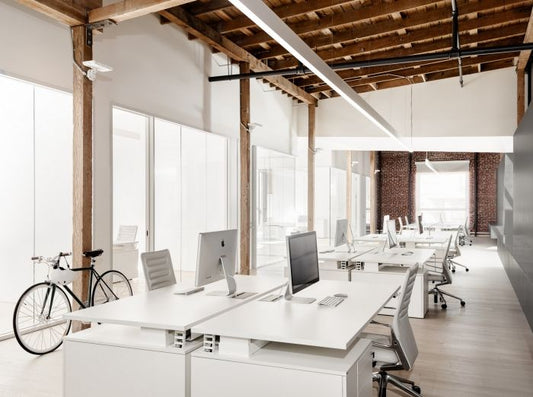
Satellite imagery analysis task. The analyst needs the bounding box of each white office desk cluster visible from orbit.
[318,244,437,318]
[63,276,400,397]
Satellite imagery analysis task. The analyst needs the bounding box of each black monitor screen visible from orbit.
[287,232,319,294]
[417,214,424,235]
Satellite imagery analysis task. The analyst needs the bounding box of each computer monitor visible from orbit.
[417,214,424,235]
[284,231,319,304]
[382,215,390,234]
[334,219,348,248]
[195,229,238,296]
[386,219,398,248]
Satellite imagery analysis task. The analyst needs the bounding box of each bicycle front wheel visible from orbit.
[13,282,72,355]
[92,270,133,305]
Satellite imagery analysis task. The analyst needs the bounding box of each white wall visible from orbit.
[0,2,298,268]
[298,67,517,152]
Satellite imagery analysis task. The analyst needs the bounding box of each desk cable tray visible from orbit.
[168,329,202,350]
[203,334,220,353]
[337,259,355,270]
[352,261,364,271]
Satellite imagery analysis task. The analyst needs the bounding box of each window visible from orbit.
[416,161,469,224]
[0,74,72,338]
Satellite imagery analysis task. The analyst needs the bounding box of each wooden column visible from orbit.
[518,69,526,125]
[369,151,378,233]
[72,26,93,330]
[307,104,316,232]
[239,62,251,275]
[346,151,352,241]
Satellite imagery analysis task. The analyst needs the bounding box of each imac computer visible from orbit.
[334,219,350,249]
[382,215,390,234]
[284,231,319,304]
[417,214,424,235]
[196,229,240,296]
[386,219,398,249]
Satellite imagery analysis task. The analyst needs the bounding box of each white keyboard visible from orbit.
[318,296,345,307]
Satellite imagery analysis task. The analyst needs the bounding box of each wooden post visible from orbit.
[72,26,93,331]
[369,151,377,233]
[307,104,316,232]
[346,151,352,241]
[239,62,251,275]
[518,69,526,125]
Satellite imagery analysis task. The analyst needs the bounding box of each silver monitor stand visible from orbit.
[283,283,316,304]
[207,256,237,296]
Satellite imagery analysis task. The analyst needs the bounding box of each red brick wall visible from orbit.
[377,152,501,234]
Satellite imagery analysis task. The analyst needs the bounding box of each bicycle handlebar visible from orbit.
[59,252,72,257]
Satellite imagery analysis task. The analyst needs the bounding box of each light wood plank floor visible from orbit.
[0,238,532,396]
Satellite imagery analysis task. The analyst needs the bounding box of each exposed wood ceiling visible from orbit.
[18,0,533,102]
[179,0,532,100]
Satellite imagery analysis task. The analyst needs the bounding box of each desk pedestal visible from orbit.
[191,339,372,397]
[64,324,202,397]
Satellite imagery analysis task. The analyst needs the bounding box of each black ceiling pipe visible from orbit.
[208,42,533,82]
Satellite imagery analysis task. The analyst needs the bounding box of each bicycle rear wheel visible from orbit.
[13,282,72,355]
[92,270,133,305]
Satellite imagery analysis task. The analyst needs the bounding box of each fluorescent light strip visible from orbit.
[228,0,412,152]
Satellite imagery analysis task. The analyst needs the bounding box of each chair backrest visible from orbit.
[141,249,176,291]
[391,263,419,370]
[398,217,404,233]
[453,230,462,257]
[404,216,409,225]
[117,225,138,242]
[440,235,453,285]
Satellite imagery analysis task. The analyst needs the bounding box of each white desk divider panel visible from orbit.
[63,275,286,397]
[190,280,400,397]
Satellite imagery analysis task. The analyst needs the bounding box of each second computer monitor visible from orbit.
[286,231,319,301]
[195,229,237,289]
[334,218,349,247]
[387,219,398,248]
[417,214,424,234]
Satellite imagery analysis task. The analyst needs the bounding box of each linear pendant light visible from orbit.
[227,0,412,152]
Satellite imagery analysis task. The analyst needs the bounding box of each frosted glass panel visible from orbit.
[330,168,346,246]
[181,127,207,271]
[351,174,359,237]
[0,76,34,306]
[315,167,330,246]
[206,133,228,231]
[34,86,73,281]
[253,147,296,273]
[113,108,148,267]
[154,119,181,273]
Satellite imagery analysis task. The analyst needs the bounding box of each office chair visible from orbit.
[428,236,466,309]
[116,225,138,244]
[404,216,409,226]
[361,264,421,397]
[141,249,177,291]
[397,217,404,234]
[448,231,469,273]
[459,218,473,246]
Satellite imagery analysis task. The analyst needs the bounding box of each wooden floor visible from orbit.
[0,238,532,396]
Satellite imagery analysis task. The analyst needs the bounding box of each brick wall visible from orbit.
[377,152,501,234]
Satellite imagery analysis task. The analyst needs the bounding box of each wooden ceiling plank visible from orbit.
[236,0,437,48]
[185,0,232,17]
[237,0,529,49]
[517,6,533,70]
[17,0,90,25]
[159,7,317,104]
[219,0,356,34]
[89,0,196,23]
[259,5,531,60]
[272,21,527,70]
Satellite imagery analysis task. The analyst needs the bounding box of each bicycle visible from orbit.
[12,249,133,355]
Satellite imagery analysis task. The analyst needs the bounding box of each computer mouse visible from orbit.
[334,293,348,298]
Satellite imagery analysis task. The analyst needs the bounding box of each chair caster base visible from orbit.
[441,303,447,309]
[412,385,421,393]
[461,301,466,307]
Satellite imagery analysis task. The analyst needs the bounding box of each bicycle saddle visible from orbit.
[83,249,104,258]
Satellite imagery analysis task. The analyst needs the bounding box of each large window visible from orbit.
[416,161,469,224]
[0,74,72,338]
[113,108,233,282]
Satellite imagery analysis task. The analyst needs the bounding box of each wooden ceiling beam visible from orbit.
[219,0,356,34]
[159,7,317,104]
[89,0,196,23]
[259,5,531,61]
[237,0,529,49]
[16,0,91,25]
[272,22,527,70]
[517,6,533,70]
[235,0,437,48]
[306,54,518,94]
[185,0,232,17]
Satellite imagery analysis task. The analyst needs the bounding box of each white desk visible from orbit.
[63,275,286,397]
[190,280,400,397]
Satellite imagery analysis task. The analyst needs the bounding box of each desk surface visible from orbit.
[64,275,286,331]
[353,232,451,245]
[192,279,400,350]
[318,246,375,262]
[356,247,435,266]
